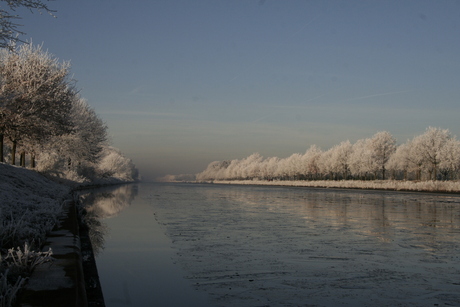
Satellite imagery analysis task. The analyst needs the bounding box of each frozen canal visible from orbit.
[79,182,460,306]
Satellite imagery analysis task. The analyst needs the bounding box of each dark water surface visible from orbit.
[79,182,460,307]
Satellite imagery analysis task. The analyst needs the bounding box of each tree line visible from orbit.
[197,128,460,182]
[0,43,138,182]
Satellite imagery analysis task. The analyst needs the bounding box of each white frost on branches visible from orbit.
[196,128,460,182]
[0,42,139,183]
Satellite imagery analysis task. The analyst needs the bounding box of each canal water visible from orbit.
[78,182,460,306]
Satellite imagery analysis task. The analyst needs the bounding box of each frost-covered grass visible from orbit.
[210,179,460,193]
[0,161,137,306]
[0,243,53,307]
[0,163,70,248]
[0,163,69,306]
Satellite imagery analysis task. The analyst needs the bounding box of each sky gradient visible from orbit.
[17,0,460,180]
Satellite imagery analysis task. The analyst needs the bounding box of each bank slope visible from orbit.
[0,163,71,248]
[209,179,460,193]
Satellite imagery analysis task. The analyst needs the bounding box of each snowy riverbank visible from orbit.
[0,163,71,306]
[0,163,71,248]
[206,179,460,193]
[0,162,134,306]
[0,162,139,250]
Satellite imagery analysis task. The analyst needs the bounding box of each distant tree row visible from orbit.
[197,128,460,182]
[0,43,138,182]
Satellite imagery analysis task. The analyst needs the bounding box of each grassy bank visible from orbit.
[0,163,70,306]
[209,179,460,193]
[0,163,134,306]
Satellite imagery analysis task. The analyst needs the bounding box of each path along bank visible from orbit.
[17,198,103,307]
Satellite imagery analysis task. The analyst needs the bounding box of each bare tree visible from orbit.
[0,0,55,50]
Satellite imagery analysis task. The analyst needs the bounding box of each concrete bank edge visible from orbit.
[18,198,105,307]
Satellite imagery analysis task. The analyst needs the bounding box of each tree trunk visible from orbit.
[11,141,16,165]
[20,151,25,167]
[0,134,3,163]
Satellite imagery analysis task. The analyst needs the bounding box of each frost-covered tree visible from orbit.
[411,127,451,180]
[65,97,107,165]
[195,127,460,183]
[330,140,353,180]
[318,147,334,180]
[224,159,239,180]
[368,131,396,180]
[241,153,264,179]
[403,139,424,180]
[196,160,230,181]
[97,146,139,181]
[284,153,302,180]
[259,156,279,180]
[0,43,74,164]
[387,142,411,180]
[0,0,55,49]
[273,157,287,179]
[349,138,375,180]
[37,97,108,179]
[438,138,460,180]
[302,145,322,180]
[266,157,280,180]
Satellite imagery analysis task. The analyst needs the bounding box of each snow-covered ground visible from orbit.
[209,179,460,193]
[0,163,70,249]
[0,163,72,306]
[0,162,139,249]
[0,162,137,306]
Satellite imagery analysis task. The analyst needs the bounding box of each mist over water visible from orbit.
[81,183,460,306]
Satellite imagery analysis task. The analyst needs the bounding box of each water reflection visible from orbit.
[78,183,212,307]
[199,185,460,232]
[77,184,138,254]
[79,183,460,306]
[151,184,460,306]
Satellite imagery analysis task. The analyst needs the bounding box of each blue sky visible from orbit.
[17,0,460,180]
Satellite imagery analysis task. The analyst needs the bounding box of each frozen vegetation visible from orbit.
[211,179,460,193]
[0,163,69,305]
[192,128,460,193]
[0,158,137,305]
[0,164,69,248]
[0,42,138,305]
[0,43,139,184]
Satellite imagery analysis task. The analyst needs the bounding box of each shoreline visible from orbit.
[197,179,460,194]
[0,163,136,306]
